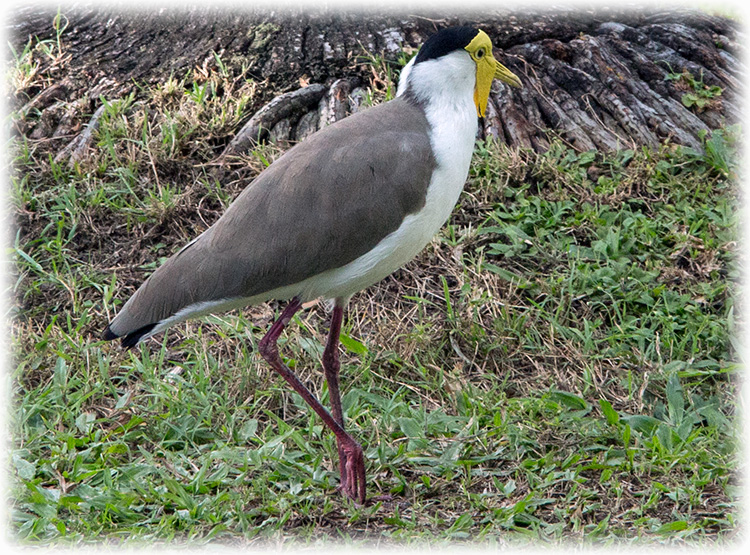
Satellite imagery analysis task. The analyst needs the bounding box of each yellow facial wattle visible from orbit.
[465,30,523,117]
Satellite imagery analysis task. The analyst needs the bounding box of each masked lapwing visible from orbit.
[103,26,522,504]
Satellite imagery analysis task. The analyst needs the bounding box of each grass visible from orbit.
[6,27,742,548]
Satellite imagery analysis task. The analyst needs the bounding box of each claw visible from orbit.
[339,439,366,504]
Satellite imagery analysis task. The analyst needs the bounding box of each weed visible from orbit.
[665,69,723,112]
[355,47,412,107]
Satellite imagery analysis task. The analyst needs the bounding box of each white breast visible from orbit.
[290,51,479,302]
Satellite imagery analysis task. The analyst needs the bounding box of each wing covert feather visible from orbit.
[108,98,435,336]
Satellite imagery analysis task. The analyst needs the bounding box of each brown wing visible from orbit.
[105,98,435,341]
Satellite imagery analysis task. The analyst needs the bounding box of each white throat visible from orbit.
[398,50,478,206]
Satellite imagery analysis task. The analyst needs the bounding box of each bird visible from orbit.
[102,26,522,504]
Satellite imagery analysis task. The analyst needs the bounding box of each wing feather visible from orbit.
[105,98,435,338]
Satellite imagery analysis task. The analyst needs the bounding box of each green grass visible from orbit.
[7,33,742,547]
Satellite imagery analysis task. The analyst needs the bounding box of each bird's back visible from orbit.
[104,98,436,345]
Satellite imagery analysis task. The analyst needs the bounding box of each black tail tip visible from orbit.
[102,325,119,341]
[102,323,157,349]
[121,323,158,349]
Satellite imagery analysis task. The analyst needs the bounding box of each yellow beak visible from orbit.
[474,55,522,117]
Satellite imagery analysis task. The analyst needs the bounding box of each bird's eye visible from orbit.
[476,48,486,59]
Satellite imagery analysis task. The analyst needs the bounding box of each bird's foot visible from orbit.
[338,439,366,504]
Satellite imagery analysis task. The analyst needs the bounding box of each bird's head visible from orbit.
[398,26,522,117]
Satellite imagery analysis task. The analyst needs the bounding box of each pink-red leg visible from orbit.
[321,299,365,501]
[322,300,345,428]
[257,297,366,504]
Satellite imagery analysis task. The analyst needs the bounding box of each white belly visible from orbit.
[297,164,469,301]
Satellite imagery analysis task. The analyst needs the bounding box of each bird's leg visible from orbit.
[321,299,360,497]
[257,297,366,504]
[322,301,345,427]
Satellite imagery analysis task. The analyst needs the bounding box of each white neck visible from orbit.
[398,51,475,107]
[399,50,478,183]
